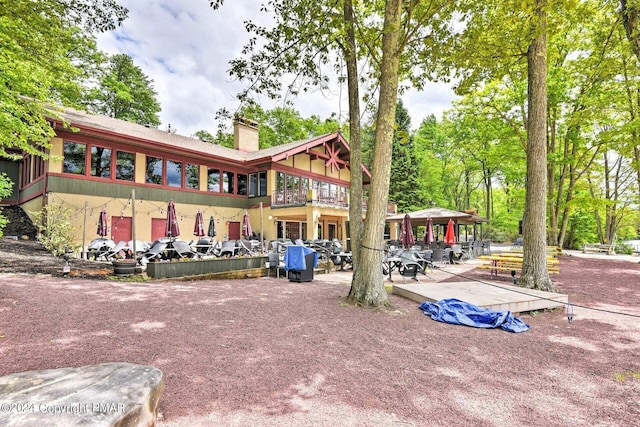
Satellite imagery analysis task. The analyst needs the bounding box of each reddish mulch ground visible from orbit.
[1,239,639,426]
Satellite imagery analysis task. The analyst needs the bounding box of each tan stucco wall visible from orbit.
[134,153,146,183]
[48,137,63,173]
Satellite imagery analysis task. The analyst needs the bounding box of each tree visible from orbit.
[0,0,127,160]
[87,53,161,126]
[389,99,424,212]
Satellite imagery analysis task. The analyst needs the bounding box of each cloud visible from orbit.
[96,0,456,136]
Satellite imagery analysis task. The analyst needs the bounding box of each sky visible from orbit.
[96,0,458,138]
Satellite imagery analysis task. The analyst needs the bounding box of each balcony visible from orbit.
[271,188,348,208]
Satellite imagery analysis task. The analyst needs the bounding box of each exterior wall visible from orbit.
[48,137,63,173]
[20,196,45,226]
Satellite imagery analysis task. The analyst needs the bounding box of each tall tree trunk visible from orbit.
[520,0,555,292]
[343,0,364,294]
[349,0,403,306]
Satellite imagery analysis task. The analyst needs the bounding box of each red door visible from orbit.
[228,221,241,240]
[111,216,132,242]
[151,218,166,241]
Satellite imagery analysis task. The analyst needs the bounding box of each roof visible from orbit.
[386,207,487,224]
[54,107,351,167]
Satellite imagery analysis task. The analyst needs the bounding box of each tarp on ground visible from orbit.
[419,298,530,333]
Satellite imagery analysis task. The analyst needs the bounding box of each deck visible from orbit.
[393,281,568,314]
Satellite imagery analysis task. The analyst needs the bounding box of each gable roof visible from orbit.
[54,107,357,170]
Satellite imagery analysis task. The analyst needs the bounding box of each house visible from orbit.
[1,107,370,252]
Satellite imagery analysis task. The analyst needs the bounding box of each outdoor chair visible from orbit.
[104,240,131,261]
[219,240,238,257]
[171,240,200,259]
[450,244,466,264]
[267,252,285,278]
[138,239,169,262]
[87,238,115,261]
[431,248,444,266]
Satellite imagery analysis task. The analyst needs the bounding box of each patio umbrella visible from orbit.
[97,208,108,237]
[242,210,252,239]
[444,218,456,245]
[207,215,217,238]
[424,217,434,245]
[165,200,180,238]
[193,210,205,237]
[400,213,415,248]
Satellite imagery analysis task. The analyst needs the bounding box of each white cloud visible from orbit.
[96,0,457,136]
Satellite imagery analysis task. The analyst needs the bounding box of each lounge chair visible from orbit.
[104,240,131,261]
[138,239,168,262]
[171,240,200,259]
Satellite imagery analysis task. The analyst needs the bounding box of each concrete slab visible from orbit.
[393,281,568,313]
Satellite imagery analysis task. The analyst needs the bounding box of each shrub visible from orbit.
[30,203,80,256]
[0,174,12,237]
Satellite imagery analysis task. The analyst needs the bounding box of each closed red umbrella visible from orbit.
[242,210,252,239]
[400,213,415,248]
[194,210,205,237]
[424,217,434,245]
[444,218,456,245]
[165,200,180,238]
[97,208,108,237]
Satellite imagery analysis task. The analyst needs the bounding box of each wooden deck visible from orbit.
[393,281,568,314]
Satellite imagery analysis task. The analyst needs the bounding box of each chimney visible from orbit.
[233,116,259,152]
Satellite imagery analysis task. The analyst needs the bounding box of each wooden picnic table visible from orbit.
[477,254,559,282]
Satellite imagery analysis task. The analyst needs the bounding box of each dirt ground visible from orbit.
[0,238,639,426]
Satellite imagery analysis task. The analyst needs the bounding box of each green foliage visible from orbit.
[0,173,12,237]
[30,204,80,257]
[0,0,128,160]
[86,54,161,126]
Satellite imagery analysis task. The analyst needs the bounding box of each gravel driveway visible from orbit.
[1,239,639,426]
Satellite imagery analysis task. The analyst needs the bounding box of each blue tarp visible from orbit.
[283,246,318,271]
[419,298,530,333]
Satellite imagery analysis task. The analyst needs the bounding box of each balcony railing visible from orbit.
[271,189,395,213]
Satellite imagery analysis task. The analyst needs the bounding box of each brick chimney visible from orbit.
[233,116,259,152]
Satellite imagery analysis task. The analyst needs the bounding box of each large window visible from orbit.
[207,168,220,192]
[146,156,163,184]
[166,160,182,188]
[249,171,268,197]
[237,174,247,196]
[90,146,111,178]
[63,141,86,174]
[116,151,135,181]
[223,171,234,194]
[185,164,199,190]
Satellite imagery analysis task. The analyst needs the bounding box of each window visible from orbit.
[276,172,285,191]
[249,173,258,197]
[223,171,234,194]
[146,156,163,185]
[116,151,135,181]
[237,174,247,196]
[185,164,199,189]
[63,141,86,174]
[259,172,267,196]
[207,168,220,192]
[90,146,111,178]
[166,160,182,188]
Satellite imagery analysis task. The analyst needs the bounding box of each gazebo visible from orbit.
[386,207,489,244]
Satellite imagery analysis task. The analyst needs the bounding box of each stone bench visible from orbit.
[0,362,164,426]
[583,243,614,254]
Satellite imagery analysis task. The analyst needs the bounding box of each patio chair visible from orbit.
[171,240,200,259]
[431,248,444,266]
[219,240,238,257]
[450,244,466,264]
[267,252,285,278]
[87,238,115,261]
[104,240,131,261]
[138,239,169,262]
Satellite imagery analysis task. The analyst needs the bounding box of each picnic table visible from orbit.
[478,254,559,283]
[508,245,562,258]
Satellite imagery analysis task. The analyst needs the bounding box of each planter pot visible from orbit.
[146,256,268,279]
[112,260,137,276]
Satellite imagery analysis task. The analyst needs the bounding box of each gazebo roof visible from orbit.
[386,207,488,224]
